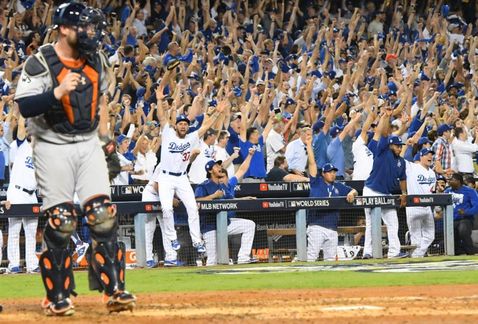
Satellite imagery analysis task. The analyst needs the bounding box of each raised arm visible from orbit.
[304,132,316,177]
[339,112,362,142]
[235,147,255,180]
[197,99,227,138]
[155,85,169,131]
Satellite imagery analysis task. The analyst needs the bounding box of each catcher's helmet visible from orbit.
[53,2,86,28]
[53,2,107,58]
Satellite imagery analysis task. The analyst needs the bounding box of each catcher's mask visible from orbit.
[53,2,107,58]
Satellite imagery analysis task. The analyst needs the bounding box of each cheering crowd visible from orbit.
[0,0,478,273]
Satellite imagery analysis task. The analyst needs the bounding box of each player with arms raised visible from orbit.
[155,82,226,254]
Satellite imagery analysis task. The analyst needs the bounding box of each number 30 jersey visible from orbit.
[160,123,200,174]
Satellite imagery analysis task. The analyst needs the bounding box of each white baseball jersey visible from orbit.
[189,141,216,184]
[405,161,436,195]
[266,129,285,173]
[160,124,200,174]
[352,136,374,180]
[8,140,37,193]
[132,151,158,181]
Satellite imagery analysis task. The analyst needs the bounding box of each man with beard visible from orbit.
[14,3,135,315]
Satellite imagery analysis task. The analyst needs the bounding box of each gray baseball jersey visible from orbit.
[14,43,110,209]
[14,43,109,144]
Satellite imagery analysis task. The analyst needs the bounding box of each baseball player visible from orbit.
[403,148,437,258]
[304,135,358,262]
[14,3,135,315]
[362,110,408,259]
[140,165,183,267]
[155,83,226,254]
[7,115,39,274]
[195,148,257,266]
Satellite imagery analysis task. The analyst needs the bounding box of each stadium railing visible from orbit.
[0,188,453,267]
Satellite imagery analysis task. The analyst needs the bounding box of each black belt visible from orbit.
[15,185,35,195]
[162,170,187,177]
[245,176,263,179]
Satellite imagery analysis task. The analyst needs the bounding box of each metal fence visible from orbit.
[0,184,454,270]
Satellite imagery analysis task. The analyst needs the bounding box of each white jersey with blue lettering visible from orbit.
[160,123,200,174]
[405,161,436,195]
[9,140,37,191]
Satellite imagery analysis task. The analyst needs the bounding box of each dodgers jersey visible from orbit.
[9,140,37,191]
[352,136,373,180]
[189,141,217,184]
[405,161,436,195]
[160,123,200,174]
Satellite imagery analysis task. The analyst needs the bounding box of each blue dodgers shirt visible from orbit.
[445,186,478,220]
[187,114,204,133]
[312,132,331,169]
[226,126,244,164]
[365,136,406,194]
[239,137,266,178]
[307,175,353,230]
[367,138,378,156]
[195,176,238,233]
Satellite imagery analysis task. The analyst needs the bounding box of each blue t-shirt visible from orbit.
[195,177,238,232]
[188,114,204,133]
[239,137,266,178]
[307,175,353,230]
[445,186,478,220]
[312,132,331,169]
[226,126,243,164]
[365,136,406,194]
[367,139,378,156]
[326,137,345,177]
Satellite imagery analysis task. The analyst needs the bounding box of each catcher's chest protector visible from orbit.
[40,44,102,134]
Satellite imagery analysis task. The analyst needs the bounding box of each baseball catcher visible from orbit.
[14,2,135,316]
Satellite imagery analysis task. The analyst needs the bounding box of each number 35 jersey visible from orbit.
[160,123,200,174]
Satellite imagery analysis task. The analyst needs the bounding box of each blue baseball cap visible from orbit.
[329,125,344,137]
[418,137,431,146]
[388,135,405,145]
[313,120,325,133]
[322,163,338,173]
[436,174,446,182]
[116,134,129,145]
[419,148,435,157]
[285,97,296,106]
[205,160,222,173]
[176,114,190,125]
[437,124,453,136]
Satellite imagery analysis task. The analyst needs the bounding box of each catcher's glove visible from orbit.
[103,140,121,182]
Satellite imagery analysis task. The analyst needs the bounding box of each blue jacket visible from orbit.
[445,186,478,220]
[307,175,353,230]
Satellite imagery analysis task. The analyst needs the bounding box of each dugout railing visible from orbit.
[0,193,453,266]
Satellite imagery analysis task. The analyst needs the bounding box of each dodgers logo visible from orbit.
[168,142,191,153]
[451,193,464,208]
[417,174,436,185]
[25,156,34,170]
[252,144,261,152]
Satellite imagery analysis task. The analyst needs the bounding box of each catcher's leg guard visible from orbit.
[84,196,135,312]
[85,196,127,293]
[39,203,77,316]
